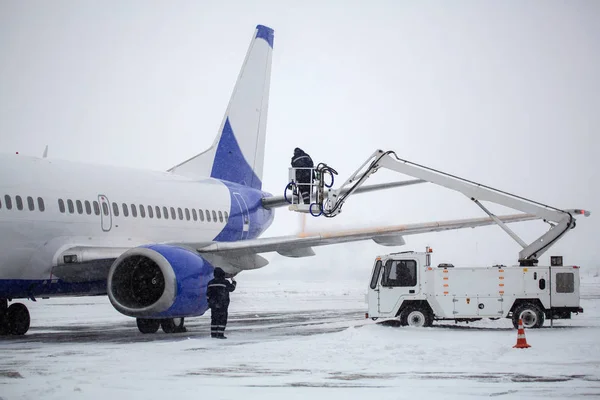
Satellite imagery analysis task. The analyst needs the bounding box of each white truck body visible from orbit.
[366,250,583,328]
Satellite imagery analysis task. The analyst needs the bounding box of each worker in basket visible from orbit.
[291,147,314,204]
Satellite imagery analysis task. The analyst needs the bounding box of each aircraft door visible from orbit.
[98,194,112,232]
[233,192,250,240]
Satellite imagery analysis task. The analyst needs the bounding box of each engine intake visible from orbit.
[111,254,166,309]
[107,245,212,318]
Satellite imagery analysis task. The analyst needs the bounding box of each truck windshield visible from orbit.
[382,260,417,287]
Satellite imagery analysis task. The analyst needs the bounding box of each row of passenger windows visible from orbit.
[0,194,230,224]
[0,195,45,211]
[57,199,229,223]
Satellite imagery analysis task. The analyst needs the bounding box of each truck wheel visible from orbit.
[400,306,433,327]
[512,303,545,329]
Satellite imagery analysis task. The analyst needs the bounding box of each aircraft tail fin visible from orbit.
[168,25,274,190]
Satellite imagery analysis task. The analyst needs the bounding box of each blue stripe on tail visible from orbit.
[256,25,274,48]
[210,118,262,189]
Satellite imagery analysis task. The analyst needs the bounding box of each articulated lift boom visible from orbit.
[285,150,590,265]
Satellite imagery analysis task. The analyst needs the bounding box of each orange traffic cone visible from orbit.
[513,319,531,349]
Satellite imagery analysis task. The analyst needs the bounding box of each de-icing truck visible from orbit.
[280,149,590,328]
[365,248,583,328]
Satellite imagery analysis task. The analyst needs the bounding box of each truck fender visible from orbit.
[396,300,435,318]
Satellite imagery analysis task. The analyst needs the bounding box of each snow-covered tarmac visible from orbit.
[1,276,599,399]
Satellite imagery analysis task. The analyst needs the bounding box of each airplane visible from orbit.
[0,25,580,336]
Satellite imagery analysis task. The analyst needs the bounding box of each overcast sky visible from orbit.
[1,1,598,278]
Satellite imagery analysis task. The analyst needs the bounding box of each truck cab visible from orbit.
[367,250,431,325]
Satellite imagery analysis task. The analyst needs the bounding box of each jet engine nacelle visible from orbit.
[107,244,214,318]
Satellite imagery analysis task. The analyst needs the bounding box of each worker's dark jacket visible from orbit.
[291,148,314,184]
[206,276,237,309]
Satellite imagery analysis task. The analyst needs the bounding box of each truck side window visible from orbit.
[370,260,383,289]
[382,260,417,287]
[556,273,574,293]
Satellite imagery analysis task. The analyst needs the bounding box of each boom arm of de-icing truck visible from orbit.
[321,150,590,264]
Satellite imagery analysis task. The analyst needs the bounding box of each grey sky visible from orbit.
[1,1,598,278]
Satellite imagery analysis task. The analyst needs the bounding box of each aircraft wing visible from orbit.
[53,213,539,281]
[195,213,539,260]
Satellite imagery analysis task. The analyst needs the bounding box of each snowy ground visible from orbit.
[1,276,599,399]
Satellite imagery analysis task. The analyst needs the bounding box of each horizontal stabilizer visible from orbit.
[262,179,425,209]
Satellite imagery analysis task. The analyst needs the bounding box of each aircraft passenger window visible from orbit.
[122,203,129,217]
[185,208,190,221]
[224,211,229,221]
[192,209,197,221]
[177,207,183,220]
[139,205,145,218]
[27,196,35,211]
[58,199,65,213]
[155,206,162,219]
[131,204,137,218]
[5,195,13,210]
[112,202,120,217]
[170,207,176,220]
[147,205,153,219]
[16,195,23,210]
[93,201,100,215]
[382,260,417,287]
[212,210,217,222]
[102,202,109,216]
[38,197,45,212]
[199,209,205,222]
[163,207,168,220]
[84,200,91,215]
[67,199,74,214]
[206,209,211,222]
[76,200,83,214]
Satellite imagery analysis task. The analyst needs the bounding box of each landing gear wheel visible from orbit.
[400,306,433,327]
[512,303,545,329]
[161,317,186,333]
[136,318,160,334]
[5,303,30,335]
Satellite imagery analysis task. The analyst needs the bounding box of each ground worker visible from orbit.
[206,267,237,339]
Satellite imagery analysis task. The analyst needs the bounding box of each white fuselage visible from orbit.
[0,154,270,282]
